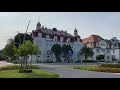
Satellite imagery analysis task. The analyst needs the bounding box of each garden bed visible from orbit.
[73,65,120,73]
[0,64,39,70]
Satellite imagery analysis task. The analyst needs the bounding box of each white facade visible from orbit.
[83,35,120,62]
[110,37,120,61]
[86,40,112,61]
[31,22,83,63]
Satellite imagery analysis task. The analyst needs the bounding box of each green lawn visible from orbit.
[0,69,60,78]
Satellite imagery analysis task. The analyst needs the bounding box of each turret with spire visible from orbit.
[36,19,41,30]
[74,27,78,36]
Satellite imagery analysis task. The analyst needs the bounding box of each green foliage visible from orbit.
[0,65,39,70]
[0,50,4,60]
[17,40,40,57]
[3,42,17,60]
[17,40,40,69]
[44,61,53,63]
[61,44,73,62]
[82,60,97,63]
[14,33,33,48]
[96,55,105,60]
[79,45,94,60]
[51,44,62,62]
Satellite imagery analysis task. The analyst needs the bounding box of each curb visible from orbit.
[38,67,62,78]
[42,69,62,78]
[58,73,62,78]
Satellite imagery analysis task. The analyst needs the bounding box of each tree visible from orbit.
[96,55,104,60]
[14,33,33,48]
[0,50,4,61]
[79,45,94,60]
[7,38,14,45]
[51,44,62,62]
[17,40,40,69]
[3,41,17,61]
[61,44,73,63]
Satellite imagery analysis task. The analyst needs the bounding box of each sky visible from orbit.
[0,12,120,49]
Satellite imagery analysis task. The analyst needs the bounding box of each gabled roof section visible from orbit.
[82,34,104,44]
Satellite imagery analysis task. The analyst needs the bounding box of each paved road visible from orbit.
[38,63,120,78]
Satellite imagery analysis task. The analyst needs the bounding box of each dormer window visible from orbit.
[97,43,99,46]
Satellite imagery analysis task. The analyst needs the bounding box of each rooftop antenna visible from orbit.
[23,20,30,43]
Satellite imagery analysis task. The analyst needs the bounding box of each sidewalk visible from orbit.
[0,61,13,67]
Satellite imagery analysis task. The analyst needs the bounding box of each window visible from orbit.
[107,56,109,59]
[96,49,99,53]
[112,55,115,60]
[106,50,109,53]
[101,49,105,52]
[97,43,99,46]
[91,43,92,46]
[113,50,115,53]
[101,43,105,46]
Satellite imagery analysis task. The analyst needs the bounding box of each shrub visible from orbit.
[82,60,97,63]
[19,69,32,73]
[96,55,104,60]
[44,60,53,63]
[100,64,120,68]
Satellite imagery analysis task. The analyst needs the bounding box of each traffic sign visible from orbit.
[68,51,73,56]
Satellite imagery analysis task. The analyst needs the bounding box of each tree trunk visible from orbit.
[31,55,32,65]
[66,55,69,63]
[21,57,23,69]
[26,56,27,69]
[23,56,25,69]
[85,55,87,61]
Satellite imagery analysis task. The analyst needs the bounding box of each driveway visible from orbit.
[38,63,120,78]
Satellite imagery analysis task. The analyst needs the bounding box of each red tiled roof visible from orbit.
[82,34,104,44]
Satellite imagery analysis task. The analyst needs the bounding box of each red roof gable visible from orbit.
[82,34,104,44]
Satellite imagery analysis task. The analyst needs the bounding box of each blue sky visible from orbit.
[0,12,120,49]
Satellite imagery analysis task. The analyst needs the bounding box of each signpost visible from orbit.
[68,51,73,63]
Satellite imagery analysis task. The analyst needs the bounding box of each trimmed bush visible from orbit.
[96,55,104,60]
[100,64,120,68]
[19,69,32,73]
[44,61,53,63]
[82,60,97,63]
